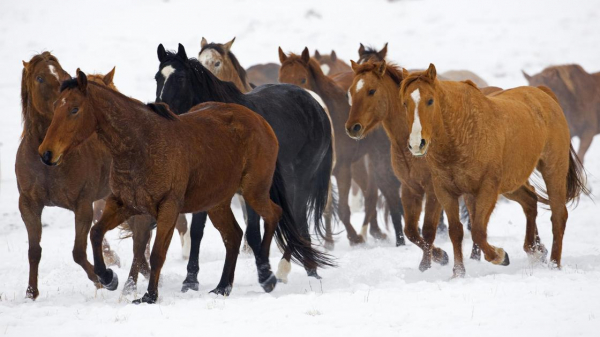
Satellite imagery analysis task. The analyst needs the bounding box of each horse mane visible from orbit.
[354,62,404,87]
[60,78,79,92]
[147,102,178,121]
[21,52,60,128]
[201,43,250,88]
[163,50,243,103]
[400,71,434,95]
[358,46,383,64]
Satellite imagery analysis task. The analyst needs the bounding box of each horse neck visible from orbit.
[225,60,252,93]
[380,76,409,148]
[22,95,52,145]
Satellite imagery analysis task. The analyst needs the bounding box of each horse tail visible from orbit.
[566,144,590,205]
[308,140,337,243]
[270,162,336,269]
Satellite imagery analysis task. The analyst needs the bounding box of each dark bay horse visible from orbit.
[17,53,120,300]
[345,61,449,271]
[402,64,588,276]
[156,44,334,286]
[523,65,600,163]
[40,71,332,303]
[278,47,406,247]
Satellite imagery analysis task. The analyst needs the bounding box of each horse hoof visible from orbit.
[122,277,136,295]
[99,269,119,291]
[26,286,39,300]
[209,284,232,296]
[260,273,277,293]
[396,237,406,247]
[419,260,431,272]
[349,235,365,246]
[306,268,322,279]
[132,292,157,304]
[434,250,449,266]
[182,281,200,293]
[470,251,481,261]
[500,251,510,266]
[324,240,335,251]
[452,265,466,278]
[370,230,388,241]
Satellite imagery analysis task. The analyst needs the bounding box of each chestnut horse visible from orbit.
[279,47,406,247]
[87,68,190,294]
[345,61,449,271]
[17,53,121,300]
[314,50,351,76]
[40,71,333,303]
[402,64,588,277]
[523,65,600,163]
[199,37,253,92]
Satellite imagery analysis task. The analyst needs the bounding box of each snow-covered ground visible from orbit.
[1,0,599,336]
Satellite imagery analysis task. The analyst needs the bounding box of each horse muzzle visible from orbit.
[345,123,365,140]
[39,150,63,166]
[408,139,429,157]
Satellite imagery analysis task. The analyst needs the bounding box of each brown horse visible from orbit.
[17,52,120,300]
[401,64,588,277]
[345,61,449,270]
[314,50,351,76]
[246,63,280,85]
[87,68,190,294]
[199,37,253,92]
[279,47,406,247]
[523,65,600,163]
[39,71,332,303]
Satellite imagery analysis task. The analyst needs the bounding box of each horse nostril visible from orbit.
[408,144,412,150]
[352,124,362,133]
[41,151,53,165]
[420,139,427,149]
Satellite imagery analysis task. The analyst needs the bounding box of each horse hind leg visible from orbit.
[123,215,153,295]
[182,212,207,293]
[463,195,481,261]
[94,200,121,268]
[334,162,364,245]
[503,184,547,263]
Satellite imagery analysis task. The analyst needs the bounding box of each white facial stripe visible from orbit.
[49,65,60,82]
[159,65,175,100]
[60,98,66,106]
[409,89,423,151]
[356,79,364,93]
[347,89,352,106]
[320,64,330,75]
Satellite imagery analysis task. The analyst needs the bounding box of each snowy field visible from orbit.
[1,0,600,336]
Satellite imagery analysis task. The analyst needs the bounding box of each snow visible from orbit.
[1,0,599,336]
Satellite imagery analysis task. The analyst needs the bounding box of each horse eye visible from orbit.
[368,89,376,96]
[301,78,306,84]
[427,99,434,106]
[36,76,44,83]
[215,61,221,67]
[71,107,79,114]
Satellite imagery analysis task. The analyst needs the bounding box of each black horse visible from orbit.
[155,44,334,292]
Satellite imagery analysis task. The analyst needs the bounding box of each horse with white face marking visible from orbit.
[314,49,351,76]
[198,37,253,92]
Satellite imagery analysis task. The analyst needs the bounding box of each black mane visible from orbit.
[201,43,250,87]
[147,102,178,121]
[358,46,383,64]
[162,50,244,104]
[60,78,79,92]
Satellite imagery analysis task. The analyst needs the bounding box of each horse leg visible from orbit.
[423,188,448,267]
[372,152,404,246]
[538,158,569,268]
[207,204,243,296]
[576,131,594,165]
[503,184,547,262]
[237,195,253,254]
[19,196,43,300]
[174,214,190,259]
[470,183,509,266]
[464,195,480,261]
[94,199,121,268]
[182,212,207,292]
[333,161,364,245]
[72,202,102,287]
[123,215,153,295]
[437,211,448,235]
[323,183,335,251]
[90,195,132,291]
[433,188,465,277]
[400,187,426,266]
[134,200,179,304]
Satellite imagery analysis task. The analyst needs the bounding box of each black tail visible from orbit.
[308,141,337,243]
[270,162,336,269]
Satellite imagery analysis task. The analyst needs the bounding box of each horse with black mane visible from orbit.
[156,43,335,286]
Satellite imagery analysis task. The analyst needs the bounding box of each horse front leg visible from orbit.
[333,160,364,245]
[182,212,207,292]
[73,201,102,288]
[19,195,43,300]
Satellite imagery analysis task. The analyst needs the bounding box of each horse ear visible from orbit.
[177,43,188,60]
[278,47,287,63]
[201,37,208,49]
[350,60,359,73]
[331,50,337,62]
[314,50,321,60]
[223,37,235,52]
[301,47,310,64]
[157,44,167,63]
[22,60,29,71]
[402,68,409,79]
[378,43,388,59]
[522,70,532,82]
[375,60,387,77]
[426,63,437,80]
[76,68,88,94]
[103,67,116,86]
[358,43,365,56]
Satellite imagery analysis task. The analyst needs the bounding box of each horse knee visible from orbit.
[404,225,420,243]
[72,248,87,265]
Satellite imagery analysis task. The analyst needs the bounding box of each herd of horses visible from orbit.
[17,38,595,304]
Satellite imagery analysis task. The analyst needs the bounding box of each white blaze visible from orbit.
[159,65,175,100]
[409,89,423,152]
[320,64,330,75]
[49,65,60,82]
[347,89,352,106]
[356,79,364,92]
